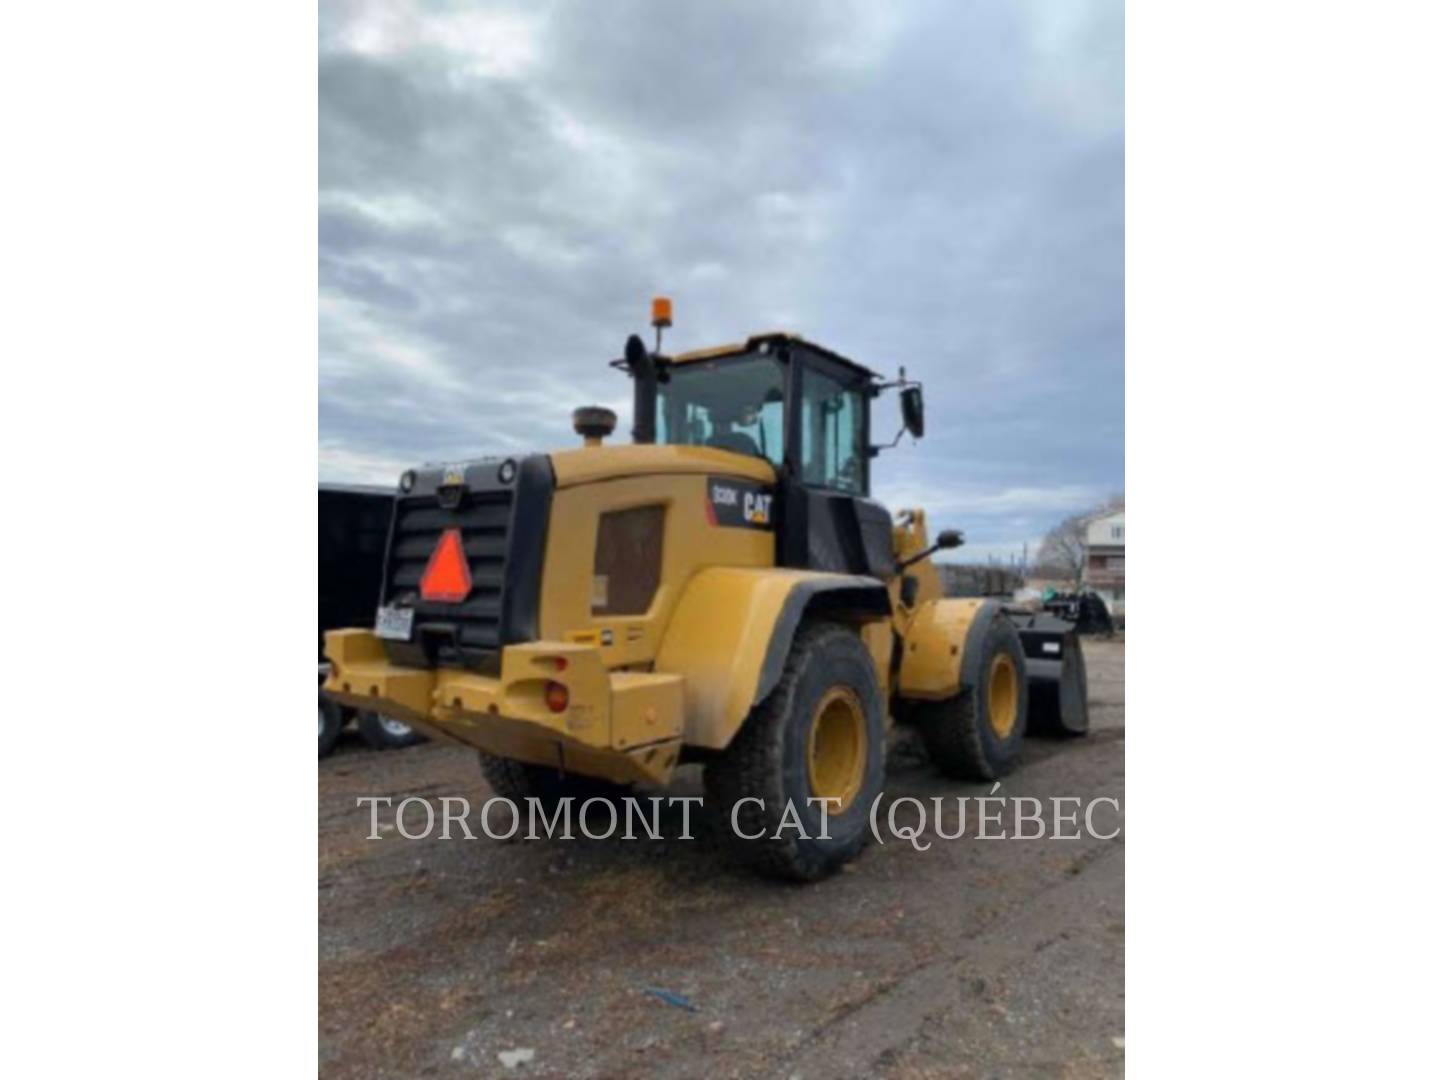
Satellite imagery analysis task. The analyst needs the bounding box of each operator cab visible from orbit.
[618,310,926,580]
[658,334,875,495]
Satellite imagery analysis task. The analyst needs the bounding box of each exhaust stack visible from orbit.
[621,298,672,445]
[626,333,658,444]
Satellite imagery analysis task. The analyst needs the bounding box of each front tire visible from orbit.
[704,621,886,882]
[920,614,1029,780]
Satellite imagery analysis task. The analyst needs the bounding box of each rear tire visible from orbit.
[920,615,1028,780]
[357,710,426,750]
[704,622,886,882]
[319,699,344,759]
[478,753,629,809]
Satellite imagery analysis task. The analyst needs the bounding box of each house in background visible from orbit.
[1085,510,1125,620]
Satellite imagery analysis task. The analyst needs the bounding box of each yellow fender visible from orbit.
[897,597,1007,701]
[655,567,890,749]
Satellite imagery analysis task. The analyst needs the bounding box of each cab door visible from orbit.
[776,345,894,579]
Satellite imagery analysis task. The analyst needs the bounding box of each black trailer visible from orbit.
[319,483,425,756]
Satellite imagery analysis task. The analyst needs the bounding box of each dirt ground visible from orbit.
[319,639,1124,1079]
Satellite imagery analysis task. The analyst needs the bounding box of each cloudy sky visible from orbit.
[320,0,1123,563]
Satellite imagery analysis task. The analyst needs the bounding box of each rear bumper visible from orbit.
[321,629,684,785]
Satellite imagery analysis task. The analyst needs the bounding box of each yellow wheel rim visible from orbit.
[987,653,1019,739]
[807,686,867,814]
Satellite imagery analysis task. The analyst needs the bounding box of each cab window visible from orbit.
[800,366,866,493]
[656,354,785,468]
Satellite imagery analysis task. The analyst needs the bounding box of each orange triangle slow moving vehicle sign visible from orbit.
[419,528,472,603]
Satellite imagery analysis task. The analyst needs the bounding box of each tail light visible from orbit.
[544,681,569,713]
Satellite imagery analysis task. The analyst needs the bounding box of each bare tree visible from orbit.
[1035,513,1089,590]
[1035,494,1124,591]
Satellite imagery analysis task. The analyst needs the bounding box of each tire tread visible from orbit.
[706,621,880,881]
[919,616,1028,781]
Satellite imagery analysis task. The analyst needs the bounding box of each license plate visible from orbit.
[374,605,415,641]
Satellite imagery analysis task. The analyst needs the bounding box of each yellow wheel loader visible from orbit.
[323,301,1087,880]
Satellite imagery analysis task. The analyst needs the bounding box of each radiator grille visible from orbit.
[378,455,552,670]
[385,490,513,655]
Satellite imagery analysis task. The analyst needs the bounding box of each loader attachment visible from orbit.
[1009,610,1090,736]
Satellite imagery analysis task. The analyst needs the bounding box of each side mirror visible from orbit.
[896,526,964,572]
[901,386,925,438]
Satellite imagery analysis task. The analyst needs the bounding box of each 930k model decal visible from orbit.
[706,477,774,530]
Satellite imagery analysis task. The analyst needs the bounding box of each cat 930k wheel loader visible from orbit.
[323,300,1088,880]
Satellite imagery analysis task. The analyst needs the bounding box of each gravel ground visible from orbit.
[319,638,1124,1078]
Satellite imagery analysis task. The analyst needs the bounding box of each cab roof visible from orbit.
[671,332,881,383]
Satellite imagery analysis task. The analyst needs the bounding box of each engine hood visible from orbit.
[549,443,777,489]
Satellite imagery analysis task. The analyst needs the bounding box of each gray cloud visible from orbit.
[319,0,1123,560]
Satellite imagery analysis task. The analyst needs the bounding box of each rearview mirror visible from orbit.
[936,529,962,549]
[901,386,925,439]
